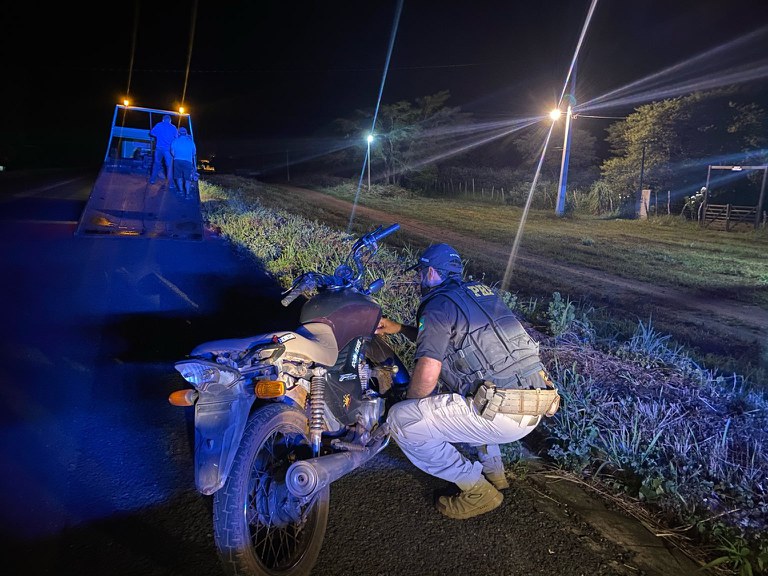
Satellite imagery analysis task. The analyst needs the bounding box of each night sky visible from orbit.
[3,0,767,170]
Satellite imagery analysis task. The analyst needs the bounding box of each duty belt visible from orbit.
[471,377,561,422]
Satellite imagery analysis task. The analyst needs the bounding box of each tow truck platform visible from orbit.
[75,105,204,240]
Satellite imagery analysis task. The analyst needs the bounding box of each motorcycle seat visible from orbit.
[283,322,339,366]
[190,322,339,367]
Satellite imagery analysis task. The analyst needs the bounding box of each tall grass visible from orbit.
[199,179,768,574]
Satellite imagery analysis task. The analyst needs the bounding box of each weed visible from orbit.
[700,533,762,576]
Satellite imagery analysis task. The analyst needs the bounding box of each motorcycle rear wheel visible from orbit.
[213,403,330,576]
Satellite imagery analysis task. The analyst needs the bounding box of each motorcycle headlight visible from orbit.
[174,360,241,392]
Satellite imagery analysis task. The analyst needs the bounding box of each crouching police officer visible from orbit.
[376,243,559,520]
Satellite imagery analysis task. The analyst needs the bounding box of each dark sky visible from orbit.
[3,0,767,169]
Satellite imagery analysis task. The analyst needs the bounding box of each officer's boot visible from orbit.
[435,476,503,520]
[478,444,509,490]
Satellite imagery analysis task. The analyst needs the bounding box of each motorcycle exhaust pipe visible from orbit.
[285,428,390,500]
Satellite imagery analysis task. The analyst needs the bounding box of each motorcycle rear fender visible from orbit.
[194,395,255,495]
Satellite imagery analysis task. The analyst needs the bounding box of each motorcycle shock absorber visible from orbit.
[309,368,327,456]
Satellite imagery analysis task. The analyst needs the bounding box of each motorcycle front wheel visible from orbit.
[213,403,330,576]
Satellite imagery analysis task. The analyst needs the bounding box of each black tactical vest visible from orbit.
[418,279,545,396]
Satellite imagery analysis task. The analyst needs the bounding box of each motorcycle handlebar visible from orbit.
[371,223,400,243]
[283,225,400,304]
[280,274,318,307]
[280,289,300,307]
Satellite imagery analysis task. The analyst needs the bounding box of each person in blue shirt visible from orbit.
[149,115,178,187]
[171,127,197,199]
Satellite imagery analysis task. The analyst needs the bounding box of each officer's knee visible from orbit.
[386,399,432,444]
[387,402,405,440]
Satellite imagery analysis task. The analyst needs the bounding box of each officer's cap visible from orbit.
[405,243,463,274]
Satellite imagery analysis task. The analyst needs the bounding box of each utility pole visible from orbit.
[556,66,576,217]
[366,134,374,192]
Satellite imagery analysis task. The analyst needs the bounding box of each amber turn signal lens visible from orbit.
[255,380,286,398]
[168,389,199,406]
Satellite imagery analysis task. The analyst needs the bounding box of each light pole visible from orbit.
[366,134,374,191]
[554,94,575,217]
[554,63,577,217]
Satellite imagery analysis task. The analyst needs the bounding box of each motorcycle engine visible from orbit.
[323,337,385,430]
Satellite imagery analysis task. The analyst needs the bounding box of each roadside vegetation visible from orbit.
[210,173,768,382]
[199,178,767,575]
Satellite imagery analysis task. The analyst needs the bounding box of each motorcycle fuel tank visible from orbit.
[300,288,381,350]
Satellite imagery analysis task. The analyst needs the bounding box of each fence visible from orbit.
[701,204,758,231]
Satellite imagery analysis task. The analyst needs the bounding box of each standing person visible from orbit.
[375,243,559,520]
[170,127,197,199]
[149,114,178,187]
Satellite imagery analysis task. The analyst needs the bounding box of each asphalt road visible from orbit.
[0,169,289,574]
[0,170,700,576]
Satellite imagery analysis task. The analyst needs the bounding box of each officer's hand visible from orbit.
[375,317,401,335]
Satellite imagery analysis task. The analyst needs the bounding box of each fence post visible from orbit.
[667,191,671,215]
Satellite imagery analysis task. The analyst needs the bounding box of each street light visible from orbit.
[366,134,374,191]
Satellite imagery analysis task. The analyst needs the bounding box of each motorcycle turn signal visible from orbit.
[168,389,199,406]
[255,380,286,399]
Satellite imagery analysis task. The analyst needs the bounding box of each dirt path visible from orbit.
[278,184,767,364]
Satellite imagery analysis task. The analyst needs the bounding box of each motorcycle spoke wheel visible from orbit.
[214,404,329,576]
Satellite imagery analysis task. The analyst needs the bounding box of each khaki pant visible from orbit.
[387,393,540,488]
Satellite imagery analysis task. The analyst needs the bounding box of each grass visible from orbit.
[315,182,768,307]
[197,177,768,574]
[209,176,768,305]
[208,175,768,379]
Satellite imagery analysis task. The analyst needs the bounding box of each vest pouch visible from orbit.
[496,387,561,417]
[472,378,561,420]
[458,324,512,376]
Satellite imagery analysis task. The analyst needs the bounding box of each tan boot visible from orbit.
[435,476,503,520]
[478,446,509,490]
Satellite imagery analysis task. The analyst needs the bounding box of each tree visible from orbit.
[334,90,468,185]
[597,89,768,210]
[512,123,598,188]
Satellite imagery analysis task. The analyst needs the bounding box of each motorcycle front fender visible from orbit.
[193,395,256,495]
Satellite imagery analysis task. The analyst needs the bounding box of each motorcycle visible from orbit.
[168,223,409,576]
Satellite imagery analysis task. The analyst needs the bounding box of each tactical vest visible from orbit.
[418,279,546,396]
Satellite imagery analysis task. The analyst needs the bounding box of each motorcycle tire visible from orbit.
[213,403,330,576]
